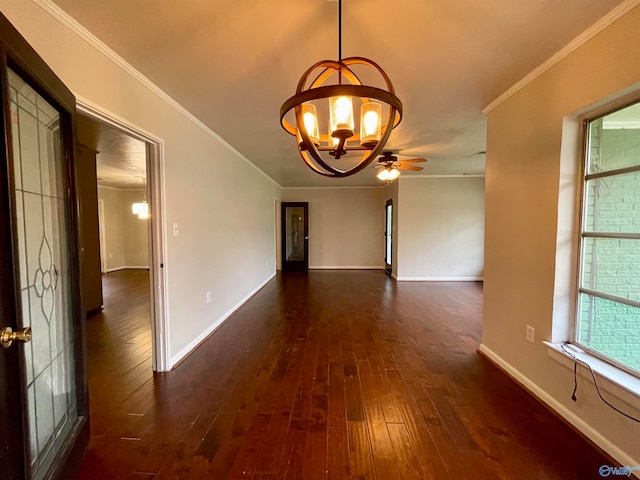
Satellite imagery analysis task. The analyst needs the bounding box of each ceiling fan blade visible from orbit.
[398,165,423,171]
[399,158,427,163]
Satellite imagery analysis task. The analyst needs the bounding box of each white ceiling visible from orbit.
[55,0,625,187]
[77,114,147,189]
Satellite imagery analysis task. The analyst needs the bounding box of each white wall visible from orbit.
[98,186,149,270]
[97,186,125,270]
[121,189,149,268]
[396,177,485,280]
[483,4,640,469]
[0,1,281,367]
[281,187,384,269]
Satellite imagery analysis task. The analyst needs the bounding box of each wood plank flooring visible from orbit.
[77,270,612,479]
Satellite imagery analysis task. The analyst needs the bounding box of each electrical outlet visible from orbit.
[206,291,211,304]
[526,325,535,344]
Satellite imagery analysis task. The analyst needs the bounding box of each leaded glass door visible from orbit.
[0,13,88,480]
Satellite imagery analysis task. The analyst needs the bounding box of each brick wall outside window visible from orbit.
[577,122,640,372]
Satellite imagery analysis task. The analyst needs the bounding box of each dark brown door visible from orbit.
[0,13,88,480]
[282,202,309,271]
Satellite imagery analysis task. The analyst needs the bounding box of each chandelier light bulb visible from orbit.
[360,102,382,147]
[329,95,354,137]
[301,103,320,145]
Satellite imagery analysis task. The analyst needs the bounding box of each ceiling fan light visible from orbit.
[377,168,390,181]
[329,95,354,138]
[387,167,400,180]
[360,102,382,147]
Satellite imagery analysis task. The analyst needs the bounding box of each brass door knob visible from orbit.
[0,327,32,348]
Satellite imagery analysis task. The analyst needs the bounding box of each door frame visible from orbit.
[76,99,170,372]
[0,12,89,478]
[384,199,393,275]
[97,198,107,273]
[281,202,309,271]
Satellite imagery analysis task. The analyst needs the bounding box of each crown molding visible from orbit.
[281,185,384,190]
[33,0,282,190]
[400,174,485,179]
[483,0,640,114]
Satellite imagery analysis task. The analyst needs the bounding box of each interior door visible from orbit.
[384,199,392,274]
[0,13,88,480]
[281,202,309,271]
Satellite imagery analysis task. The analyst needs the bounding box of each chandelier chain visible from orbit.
[338,0,342,84]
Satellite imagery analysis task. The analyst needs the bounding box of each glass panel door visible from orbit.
[8,68,78,480]
[282,202,308,271]
[0,12,87,480]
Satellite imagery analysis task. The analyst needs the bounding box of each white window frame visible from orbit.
[572,100,640,379]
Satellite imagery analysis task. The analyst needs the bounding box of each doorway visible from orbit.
[281,202,309,271]
[76,102,168,373]
[385,199,393,275]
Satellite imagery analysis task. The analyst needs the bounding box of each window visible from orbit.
[575,101,640,376]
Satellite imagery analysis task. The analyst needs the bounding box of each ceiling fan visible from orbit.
[375,151,427,180]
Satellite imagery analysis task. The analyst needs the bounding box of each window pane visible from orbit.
[583,172,640,233]
[581,237,640,303]
[587,103,640,175]
[577,293,640,372]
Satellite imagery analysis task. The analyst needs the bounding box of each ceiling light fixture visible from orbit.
[280,0,402,177]
[376,166,400,181]
[131,177,149,220]
[374,151,427,181]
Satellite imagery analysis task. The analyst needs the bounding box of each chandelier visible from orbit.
[131,177,149,220]
[280,0,403,177]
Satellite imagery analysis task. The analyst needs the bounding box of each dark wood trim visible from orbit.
[0,43,26,480]
[0,11,89,478]
[281,202,309,271]
[0,13,74,113]
[46,418,90,480]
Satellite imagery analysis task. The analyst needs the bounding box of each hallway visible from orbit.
[77,271,610,479]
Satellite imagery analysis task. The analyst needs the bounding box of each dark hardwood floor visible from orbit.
[77,270,611,479]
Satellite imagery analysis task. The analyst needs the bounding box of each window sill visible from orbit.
[544,342,640,411]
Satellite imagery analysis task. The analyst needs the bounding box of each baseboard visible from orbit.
[478,344,640,477]
[396,276,483,282]
[170,272,276,368]
[105,266,149,273]
[309,266,384,270]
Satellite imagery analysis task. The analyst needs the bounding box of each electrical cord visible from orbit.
[560,342,640,423]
